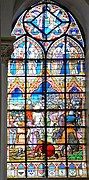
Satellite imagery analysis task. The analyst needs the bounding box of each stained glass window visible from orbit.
[7,0,87,178]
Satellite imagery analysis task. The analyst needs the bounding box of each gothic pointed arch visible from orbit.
[7,0,87,178]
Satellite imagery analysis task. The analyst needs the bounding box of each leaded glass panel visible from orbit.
[7,0,87,178]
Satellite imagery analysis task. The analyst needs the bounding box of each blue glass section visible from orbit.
[32,82,57,93]
[10,61,16,75]
[36,61,42,74]
[79,164,82,169]
[32,10,61,35]
[39,164,45,169]
[11,39,25,59]
[19,41,25,48]
[34,83,45,93]
[69,28,79,35]
[26,22,39,35]
[69,164,76,169]
[53,28,61,35]
[60,63,65,74]
[26,63,29,74]
[67,13,84,47]
[77,61,81,74]
[31,94,43,103]
[18,164,24,170]
[11,165,14,170]
[12,89,22,96]
[66,61,70,74]
[46,82,57,92]
[69,86,80,93]
[28,164,34,169]
[66,114,76,123]
[49,164,55,169]
[59,164,65,169]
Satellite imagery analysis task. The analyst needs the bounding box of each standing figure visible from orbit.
[10,127,17,148]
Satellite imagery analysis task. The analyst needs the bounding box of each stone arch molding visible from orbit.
[85,0,89,5]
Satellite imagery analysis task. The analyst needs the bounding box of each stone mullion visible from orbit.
[0,37,15,180]
[86,47,89,178]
